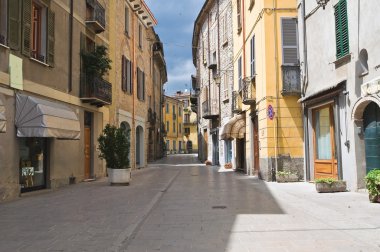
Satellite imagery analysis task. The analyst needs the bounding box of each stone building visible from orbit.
[230,0,304,179]
[298,0,380,191]
[163,95,184,154]
[192,0,234,166]
[0,0,110,200]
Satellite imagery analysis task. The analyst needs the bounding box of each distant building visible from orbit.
[163,95,184,154]
[173,91,198,154]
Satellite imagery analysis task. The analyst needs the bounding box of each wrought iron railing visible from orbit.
[232,91,242,113]
[80,75,112,105]
[86,0,106,31]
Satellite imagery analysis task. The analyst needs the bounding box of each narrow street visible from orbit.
[0,155,379,252]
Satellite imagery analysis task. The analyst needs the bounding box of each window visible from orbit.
[179,124,182,134]
[250,35,255,76]
[223,72,229,100]
[184,127,190,134]
[172,105,175,115]
[222,12,228,44]
[184,100,189,108]
[166,103,169,113]
[0,0,8,46]
[238,56,242,90]
[334,0,349,59]
[122,56,133,94]
[173,140,176,151]
[125,6,129,35]
[137,67,145,100]
[281,18,299,65]
[179,106,182,116]
[184,114,190,123]
[237,0,242,33]
[21,0,55,65]
[225,140,232,163]
[202,37,207,65]
[138,23,142,49]
[173,122,176,133]
[166,121,169,132]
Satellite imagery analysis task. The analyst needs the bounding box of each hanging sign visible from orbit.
[267,105,275,120]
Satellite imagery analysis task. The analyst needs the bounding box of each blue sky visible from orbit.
[145,0,205,95]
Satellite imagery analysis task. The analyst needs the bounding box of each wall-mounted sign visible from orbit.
[361,77,380,97]
[267,105,275,120]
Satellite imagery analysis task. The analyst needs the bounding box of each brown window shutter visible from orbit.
[126,59,131,94]
[47,9,55,66]
[21,0,31,57]
[8,0,21,50]
[122,56,126,91]
[142,71,145,100]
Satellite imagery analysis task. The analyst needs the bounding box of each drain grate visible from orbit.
[212,205,227,209]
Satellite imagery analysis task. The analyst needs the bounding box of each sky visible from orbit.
[145,0,205,95]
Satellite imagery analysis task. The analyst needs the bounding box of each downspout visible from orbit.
[217,0,221,127]
[132,12,136,169]
[68,0,73,92]
[273,0,279,179]
[242,0,246,78]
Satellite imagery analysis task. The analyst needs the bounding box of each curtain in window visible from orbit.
[315,107,332,160]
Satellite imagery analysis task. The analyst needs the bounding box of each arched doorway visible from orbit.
[120,122,131,165]
[136,125,144,168]
[363,102,380,173]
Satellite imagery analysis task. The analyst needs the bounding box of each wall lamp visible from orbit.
[316,0,329,9]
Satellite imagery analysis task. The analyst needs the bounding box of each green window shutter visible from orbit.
[21,0,31,57]
[47,9,55,66]
[8,0,21,50]
[335,0,349,59]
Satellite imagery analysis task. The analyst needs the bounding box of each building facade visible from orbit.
[192,0,234,166]
[163,95,184,154]
[173,91,198,154]
[231,0,304,179]
[0,0,110,200]
[298,0,380,191]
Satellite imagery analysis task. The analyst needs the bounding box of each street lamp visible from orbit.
[316,0,329,9]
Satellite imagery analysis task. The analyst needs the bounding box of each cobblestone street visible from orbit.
[0,155,379,252]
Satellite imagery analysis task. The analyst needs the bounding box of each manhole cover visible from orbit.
[212,205,227,209]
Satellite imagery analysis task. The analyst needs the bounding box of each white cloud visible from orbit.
[167,59,195,83]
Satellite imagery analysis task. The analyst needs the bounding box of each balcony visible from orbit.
[202,101,219,120]
[232,91,242,113]
[242,79,256,105]
[281,65,301,96]
[80,75,112,107]
[86,0,106,34]
[191,104,197,113]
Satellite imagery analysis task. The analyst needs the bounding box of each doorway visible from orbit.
[253,116,260,175]
[363,102,380,173]
[84,112,93,179]
[312,104,338,179]
[136,125,144,167]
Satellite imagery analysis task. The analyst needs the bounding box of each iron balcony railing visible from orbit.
[86,0,106,33]
[232,91,242,113]
[80,75,112,106]
[202,100,218,119]
[242,80,256,105]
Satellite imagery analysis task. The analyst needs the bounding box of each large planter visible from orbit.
[107,168,131,185]
[369,185,380,203]
[316,181,346,193]
[276,174,299,183]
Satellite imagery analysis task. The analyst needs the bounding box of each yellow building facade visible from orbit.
[232,0,304,180]
[163,95,184,154]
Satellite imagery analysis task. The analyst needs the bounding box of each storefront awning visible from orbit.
[0,98,6,133]
[15,94,80,139]
[220,114,246,140]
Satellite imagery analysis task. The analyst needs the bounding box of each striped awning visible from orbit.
[0,98,5,133]
[220,114,246,140]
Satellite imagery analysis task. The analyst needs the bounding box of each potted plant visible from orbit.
[365,169,380,203]
[315,178,347,193]
[98,124,131,185]
[276,170,299,183]
[81,45,112,78]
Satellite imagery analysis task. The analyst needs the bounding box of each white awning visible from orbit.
[220,114,246,140]
[0,98,5,133]
[15,94,80,139]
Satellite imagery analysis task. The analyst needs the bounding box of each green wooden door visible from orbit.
[364,102,380,173]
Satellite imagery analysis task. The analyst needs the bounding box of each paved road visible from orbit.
[0,155,379,252]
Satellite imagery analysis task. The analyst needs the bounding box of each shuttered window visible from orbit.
[238,56,242,90]
[237,0,242,32]
[0,0,8,46]
[8,0,20,49]
[121,56,133,94]
[281,18,298,65]
[250,35,255,77]
[334,0,349,59]
[137,67,145,101]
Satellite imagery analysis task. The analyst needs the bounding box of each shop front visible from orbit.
[15,94,80,192]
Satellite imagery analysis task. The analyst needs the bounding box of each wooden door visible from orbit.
[313,104,338,179]
[84,127,91,179]
[204,129,208,161]
[253,117,260,175]
[364,102,380,173]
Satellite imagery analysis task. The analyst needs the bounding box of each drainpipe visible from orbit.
[132,12,136,169]
[242,0,247,79]
[68,0,73,92]
[273,0,279,180]
[217,0,221,128]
